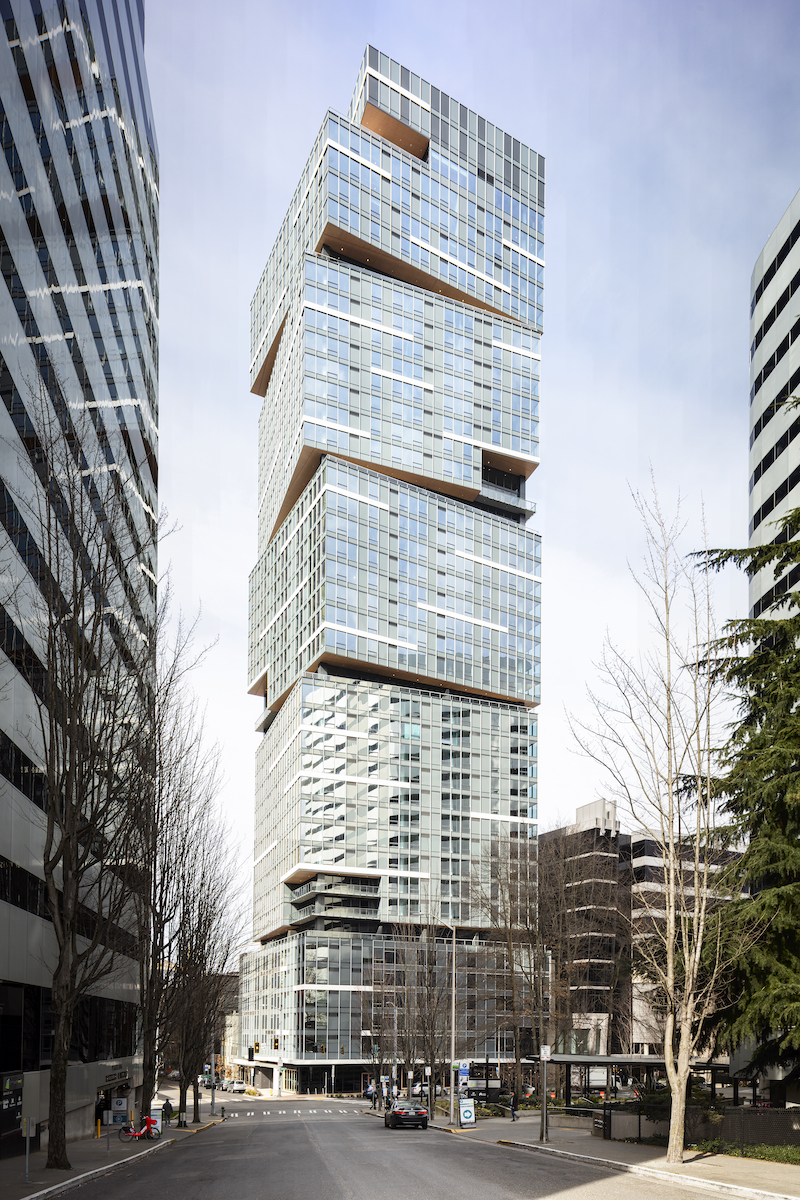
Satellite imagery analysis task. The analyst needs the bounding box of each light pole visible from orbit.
[442,922,456,1126]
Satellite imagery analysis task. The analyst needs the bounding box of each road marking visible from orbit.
[324,1109,332,1113]
[278,1110,286,1114]
[263,1111,268,1114]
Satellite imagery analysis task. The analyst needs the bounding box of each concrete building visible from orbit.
[0,0,158,1153]
[748,187,800,617]
[240,47,543,1094]
[539,801,631,1058]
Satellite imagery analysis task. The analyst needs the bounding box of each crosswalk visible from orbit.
[226,1107,364,1118]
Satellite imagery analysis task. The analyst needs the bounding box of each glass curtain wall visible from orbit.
[244,47,541,1094]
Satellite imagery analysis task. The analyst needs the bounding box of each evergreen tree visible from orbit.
[708,502,800,1074]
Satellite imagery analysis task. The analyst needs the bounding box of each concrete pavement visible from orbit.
[0,1087,224,1200]
[423,1110,800,1200]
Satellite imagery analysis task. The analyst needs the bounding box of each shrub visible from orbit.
[691,1139,800,1165]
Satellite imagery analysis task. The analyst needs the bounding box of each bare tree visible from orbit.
[476,831,542,1102]
[1,375,157,1169]
[160,795,239,1122]
[131,589,221,1118]
[571,487,736,1163]
[360,948,394,1109]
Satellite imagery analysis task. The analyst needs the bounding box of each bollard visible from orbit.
[96,1118,101,1139]
[221,1106,225,1119]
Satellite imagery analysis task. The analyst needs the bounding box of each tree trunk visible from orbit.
[178,1082,188,1124]
[513,1021,522,1101]
[666,1079,687,1164]
[140,1022,157,1120]
[192,1080,200,1122]
[46,977,75,1170]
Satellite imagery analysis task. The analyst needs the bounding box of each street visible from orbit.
[68,1106,714,1199]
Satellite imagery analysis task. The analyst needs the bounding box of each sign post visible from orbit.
[540,1045,551,1142]
[21,1117,30,1183]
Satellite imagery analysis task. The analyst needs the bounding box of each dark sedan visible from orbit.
[384,1099,429,1129]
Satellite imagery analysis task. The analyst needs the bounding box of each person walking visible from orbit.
[510,1092,518,1122]
[162,1097,174,1127]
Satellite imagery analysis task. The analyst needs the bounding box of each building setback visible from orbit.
[0,0,158,1150]
[748,187,800,617]
[240,47,543,1093]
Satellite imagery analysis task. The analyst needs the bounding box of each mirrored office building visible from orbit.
[241,48,542,1094]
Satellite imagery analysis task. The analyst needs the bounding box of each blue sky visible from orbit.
[144,0,800,886]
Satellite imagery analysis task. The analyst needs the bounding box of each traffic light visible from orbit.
[248,1046,254,1061]
[273,1036,279,1050]
[254,1041,260,1053]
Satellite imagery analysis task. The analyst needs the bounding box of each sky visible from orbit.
[143,0,800,899]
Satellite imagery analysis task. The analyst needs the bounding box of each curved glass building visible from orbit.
[0,0,157,1150]
[748,187,800,617]
[241,48,542,1095]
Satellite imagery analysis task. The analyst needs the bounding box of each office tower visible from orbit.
[0,1,158,1150]
[748,187,800,616]
[242,47,542,1094]
[538,802,630,1060]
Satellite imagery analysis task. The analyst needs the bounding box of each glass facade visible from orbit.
[0,0,157,1131]
[244,47,541,1089]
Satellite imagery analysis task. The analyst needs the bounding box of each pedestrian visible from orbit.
[510,1092,518,1122]
[162,1097,173,1127]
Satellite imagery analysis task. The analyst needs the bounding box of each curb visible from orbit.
[181,1118,226,1133]
[495,1140,800,1200]
[16,1138,176,1200]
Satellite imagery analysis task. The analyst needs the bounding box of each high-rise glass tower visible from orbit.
[0,0,157,1149]
[242,48,541,1094]
[749,187,800,617]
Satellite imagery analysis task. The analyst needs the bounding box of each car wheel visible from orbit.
[384,1117,389,1127]
[421,1119,428,1129]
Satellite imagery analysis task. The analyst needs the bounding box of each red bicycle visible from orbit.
[118,1115,161,1143]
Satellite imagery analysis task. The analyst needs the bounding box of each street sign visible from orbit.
[459,1063,469,1077]
[425,1066,431,1076]
[459,1098,475,1127]
[540,1045,551,1061]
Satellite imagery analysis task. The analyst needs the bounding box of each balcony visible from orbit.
[475,479,536,519]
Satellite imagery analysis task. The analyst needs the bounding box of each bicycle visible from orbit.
[118,1115,161,1143]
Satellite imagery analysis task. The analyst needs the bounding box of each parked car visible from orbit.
[384,1100,428,1129]
[412,1082,441,1097]
[229,1080,246,1093]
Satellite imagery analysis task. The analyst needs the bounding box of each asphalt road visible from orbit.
[73,1107,714,1199]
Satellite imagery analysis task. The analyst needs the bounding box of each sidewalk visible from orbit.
[432,1112,800,1200]
[0,1091,225,1200]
